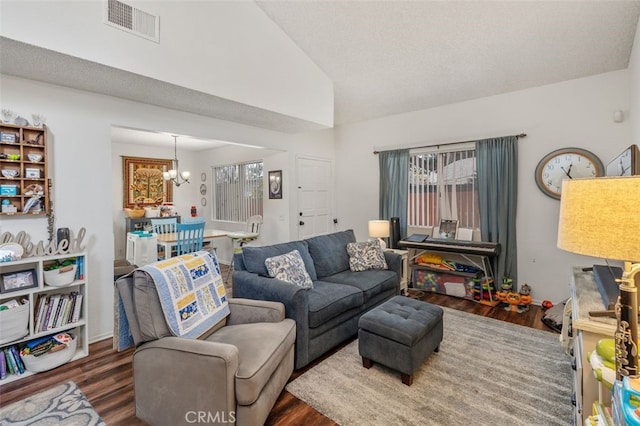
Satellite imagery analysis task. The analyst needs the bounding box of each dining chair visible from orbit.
[176,221,205,256]
[226,215,263,281]
[150,217,178,234]
[150,218,178,259]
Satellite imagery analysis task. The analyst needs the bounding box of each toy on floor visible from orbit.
[496,282,532,313]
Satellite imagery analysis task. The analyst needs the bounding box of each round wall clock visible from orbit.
[201,172,207,182]
[200,184,207,195]
[201,197,207,206]
[534,147,604,200]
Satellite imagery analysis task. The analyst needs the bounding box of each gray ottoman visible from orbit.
[358,295,443,385]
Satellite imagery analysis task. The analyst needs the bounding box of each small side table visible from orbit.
[385,248,408,295]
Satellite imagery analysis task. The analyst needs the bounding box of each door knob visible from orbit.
[299,221,305,226]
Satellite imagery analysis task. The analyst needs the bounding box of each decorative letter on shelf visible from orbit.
[0,227,86,258]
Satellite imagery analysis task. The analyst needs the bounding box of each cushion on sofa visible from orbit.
[242,241,318,281]
[322,269,398,304]
[206,318,296,406]
[307,281,364,328]
[347,240,388,272]
[265,250,314,289]
[306,229,356,278]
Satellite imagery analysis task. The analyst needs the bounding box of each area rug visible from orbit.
[0,381,105,425]
[286,307,572,425]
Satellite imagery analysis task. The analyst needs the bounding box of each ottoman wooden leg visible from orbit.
[401,373,413,386]
[362,357,373,369]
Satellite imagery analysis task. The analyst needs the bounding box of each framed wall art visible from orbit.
[123,156,173,208]
[268,170,282,199]
[1,269,38,293]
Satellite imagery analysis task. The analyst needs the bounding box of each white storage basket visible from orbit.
[20,335,77,372]
[0,301,29,344]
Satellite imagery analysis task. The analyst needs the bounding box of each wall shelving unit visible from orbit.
[0,252,88,384]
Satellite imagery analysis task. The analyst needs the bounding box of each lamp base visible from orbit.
[615,265,640,380]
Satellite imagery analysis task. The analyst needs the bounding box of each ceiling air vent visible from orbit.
[104,0,159,43]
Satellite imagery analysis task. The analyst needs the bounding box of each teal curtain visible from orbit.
[379,149,409,238]
[476,136,518,289]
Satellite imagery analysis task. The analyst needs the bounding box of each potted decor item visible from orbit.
[43,260,77,287]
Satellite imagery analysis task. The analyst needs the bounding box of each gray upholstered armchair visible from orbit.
[116,272,296,426]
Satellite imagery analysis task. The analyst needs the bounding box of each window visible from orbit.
[213,161,263,222]
[408,147,479,229]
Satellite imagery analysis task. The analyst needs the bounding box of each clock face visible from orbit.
[534,148,604,199]
[606,145,639,176]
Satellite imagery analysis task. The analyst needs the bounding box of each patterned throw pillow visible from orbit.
[346,240,388,272]
[265,250,314,289]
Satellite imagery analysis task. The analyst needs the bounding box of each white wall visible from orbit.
[334,70,631,304]
[0,1,333,127]
[0,74,332,343]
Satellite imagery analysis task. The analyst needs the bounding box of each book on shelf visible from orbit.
[67,293,77,325]
[34,294,48,333]
[52,296,63,329]
[0,351,6,379]
[3,348,14,375]
[53,296,67,328]
[71,293,83,323]
[3,347,19,375]
[61,294,73,326]
[10,345,24,374]
[78,257,84,280]
[44,294,60,331]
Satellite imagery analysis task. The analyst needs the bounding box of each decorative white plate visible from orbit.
[0,242,24,260]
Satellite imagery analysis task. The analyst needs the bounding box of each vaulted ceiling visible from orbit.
[2,1,639,140]
[256,0,640,125]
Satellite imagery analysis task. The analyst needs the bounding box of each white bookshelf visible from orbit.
[0,252,88,384]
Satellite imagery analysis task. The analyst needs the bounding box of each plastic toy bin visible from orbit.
[412,268,475,300]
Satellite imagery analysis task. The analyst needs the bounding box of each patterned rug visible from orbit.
[0,381,105,425]
[287,307,573,425]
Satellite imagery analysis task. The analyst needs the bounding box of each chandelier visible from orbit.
[163,135,190,186]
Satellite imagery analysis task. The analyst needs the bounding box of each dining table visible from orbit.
[155,229,228,259]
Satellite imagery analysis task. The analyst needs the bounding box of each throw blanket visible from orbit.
[140,251,229,337]
[114,251,229,351]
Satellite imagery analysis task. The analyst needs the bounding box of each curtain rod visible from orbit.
[373,133,526,154]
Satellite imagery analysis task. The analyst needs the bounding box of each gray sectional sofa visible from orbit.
[232,229,402,369]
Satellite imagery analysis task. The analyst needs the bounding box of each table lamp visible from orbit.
[557,176,640,380]
[369,220,390,250]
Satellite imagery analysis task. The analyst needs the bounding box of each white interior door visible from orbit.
[297,157,332,239]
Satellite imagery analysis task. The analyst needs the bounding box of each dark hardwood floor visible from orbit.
[0,267,554,425]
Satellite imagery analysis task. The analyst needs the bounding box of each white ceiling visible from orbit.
[256,0,640,125]
[111,127,231,151]
[2,1,640,139]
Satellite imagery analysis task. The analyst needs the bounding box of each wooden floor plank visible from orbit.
[0,267,555,425]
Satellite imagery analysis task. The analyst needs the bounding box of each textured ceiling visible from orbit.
[257,0,640,125]
[2,1,640,136]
